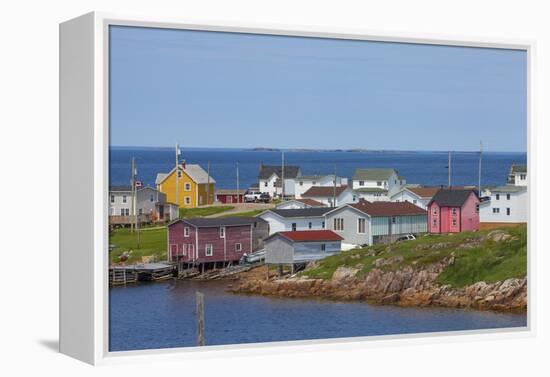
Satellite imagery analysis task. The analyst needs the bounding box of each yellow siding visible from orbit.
[157,170,215,208]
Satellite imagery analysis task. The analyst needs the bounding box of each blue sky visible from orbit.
[109,26,527,152]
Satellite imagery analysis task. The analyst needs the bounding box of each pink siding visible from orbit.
[167,221,252,263]
[428,192,480,234]
[460,192,480,231]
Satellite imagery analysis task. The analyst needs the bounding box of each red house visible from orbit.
[428,189,480,233]
[215,189,246,204]
[167,217,268,266]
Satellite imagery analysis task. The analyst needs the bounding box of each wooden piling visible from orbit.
[196,291,205,346]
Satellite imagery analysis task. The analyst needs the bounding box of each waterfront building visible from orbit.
[258,164,302,198]
[156,163,215,208]
[167,217,269,264]
[390,187,440,210]
[264,230,343,270]
[325,200,428,248]
[275,198,326,210]
[258,207,333,235]
[215,189,247,204]
[428,189,480,233]
[294,174,348,199]
[109,185,178,226]
[352,168,406,201]
[301,185,356,206]
[507,164,527,186]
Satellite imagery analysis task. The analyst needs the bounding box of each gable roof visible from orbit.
[405,187,440,198]
[267,230,343,243]
[259,165,301,179]
[302,185,350,198]
[172,217,262,228]
[156,164,216,185]
[351,200,427,217]
[110,185,132,192]
[296,198,326,207]
[430,189,477,207]
[510,164,527,174]
[353,168,397,181]
[490,185,527,193]
[265,207,333,218]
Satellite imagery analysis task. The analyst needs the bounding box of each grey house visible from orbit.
[109,185,178,226]
[325,200,427,247]
[264,230,343,270]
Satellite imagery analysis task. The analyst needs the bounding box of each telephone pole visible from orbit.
[130,157,136,233]
[478,141,483,196]
[175,143,180,207]
[448,151,452,188]
[206,161,211,205]
[236,162,240,204]
[333,164,337,207]
[281,151,285,200]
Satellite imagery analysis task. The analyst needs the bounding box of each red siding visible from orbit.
[217,194,244,204]
[428,193,480,233]
[460,192,480,231]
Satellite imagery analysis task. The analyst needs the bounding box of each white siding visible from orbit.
[258,212,326,235]
[479,190,528,223]
[390,190,429,209]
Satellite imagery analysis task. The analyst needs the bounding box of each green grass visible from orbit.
[179,205,234,218]
[222,209,268,217]
[109,227,167,264]
[302,225,527,288]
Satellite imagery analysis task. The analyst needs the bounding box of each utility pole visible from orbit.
[130,157,136,233]
[281,151,285,200]
[206,161,211,205]
[196,292,205,346]
[333,164,337,207]
[478,141,483,196]
[448,151,452,188]
[236,162,240,204]
[175,143,180,207]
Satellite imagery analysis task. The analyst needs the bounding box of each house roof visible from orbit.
[406,187,440,198]
[490,185,527,193]
[259,165,301,179]
[510,164,527,173]
[430,189,477,207]
[302,185,349,198]
[296,198,326,207]
[266,208,333,218]
[110,185,132,192]
[156,164,216,185]
[351,200,427,217]
[216,189,247,195]
[173,217,263,228]
[353,168,396,181]
[354,187,388,193]
[268,230,343,243]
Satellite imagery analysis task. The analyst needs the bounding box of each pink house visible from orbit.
[167,217,268,266]
[428,189,480,233]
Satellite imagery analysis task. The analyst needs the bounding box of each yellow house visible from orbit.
[155,164,215,209]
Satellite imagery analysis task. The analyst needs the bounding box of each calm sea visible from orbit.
[109,147,526,190]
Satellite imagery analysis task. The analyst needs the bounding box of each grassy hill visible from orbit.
[302,225,527,288]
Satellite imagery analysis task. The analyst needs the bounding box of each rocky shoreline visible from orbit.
[230,256,527,312]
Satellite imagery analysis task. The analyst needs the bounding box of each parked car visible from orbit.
[244,191,262,202]
[396,234,416,243]
[258,193,271,203]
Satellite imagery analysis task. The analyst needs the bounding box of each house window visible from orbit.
[184,183,191,191]
[476,204,479,213]
[184,227,190,237]
[359,180,364,186]
[353,195,357,202]
[493,208,500,214]
[235,243,242,252]
[496,194,500,200]
[322,221,325,229]
[432,219,437,226]
[110,195,115,203]
[413,199,417,204]
[506,194,511,200]
[122,195,127,203]
[391,217,396,224]
[308,222,312,229]
[120,208,129,216]
[377,181,382,186]
[358,218,366,234]
[432,207,437,215]
[334,218,344,231]
[110,207,115,215]
[452,219,457,226]
[452,208,457,216]
[264,181,268,187]
[177,170,182,178]
[205,244,213,256]
[184,196,191,205]
[507,208,511,216]
[138,208,143,215]
[520,174,526,180]
[220,227,225,238]
[299,181,303,186]
[292,223,297,231]
[321,244,326,251]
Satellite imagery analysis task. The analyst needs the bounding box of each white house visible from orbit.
[275,198,326,210]
[109,185,179,224]
[294,174,348,199]
[390,187,439,210]
[479,185,528,223]
[258,164,301,198]
[258,208,333,235]
[507,164,527,187]
[352,168,405,201]
[301,185,357,207]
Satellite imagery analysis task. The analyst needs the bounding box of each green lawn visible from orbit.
[109,227,167,264]
[179,205,234,218]
[302,225,527,287]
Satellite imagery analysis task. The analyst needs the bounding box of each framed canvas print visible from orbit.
[60,12,533,365]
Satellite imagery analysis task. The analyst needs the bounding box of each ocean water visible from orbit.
[109,280,526,351]
[109,147,526,190]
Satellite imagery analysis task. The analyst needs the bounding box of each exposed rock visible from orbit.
[332,267,359,281]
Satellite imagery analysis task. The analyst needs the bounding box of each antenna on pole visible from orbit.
[478,141,483,196]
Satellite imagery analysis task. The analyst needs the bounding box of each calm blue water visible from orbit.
[109,280,526,352]
[109,147,526,190]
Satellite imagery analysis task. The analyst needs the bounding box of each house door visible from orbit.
[158,205,164,220]
[170,244,178,261]
[228,196,232,203]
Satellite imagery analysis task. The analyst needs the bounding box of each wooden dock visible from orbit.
[109,263,176,286]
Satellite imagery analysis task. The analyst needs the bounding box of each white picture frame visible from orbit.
[59,11,535,365]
